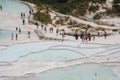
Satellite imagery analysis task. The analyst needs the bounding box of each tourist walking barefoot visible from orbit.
[74,33,78,40]
[29,10,32,15]
[23,19,25,25]
[27,31,31,38]
[16,34,18,40]
[21,12,23,19]
[35,22,39,29]
[23,13,25,19]
[19,27,21,34]
[61,29,65,41]
[41,25,43,30]
[80,32,84,42]
[88,33,91,41]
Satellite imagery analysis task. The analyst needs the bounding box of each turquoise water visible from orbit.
[18,49,83,61]
[0,41,119,61]
[0,29,26,40]
[0,0,30,27]
[0,1,119,80]
[51,46,106,56]
[16,64,116,80]
[0,42,80,61]
[0,0,29,14]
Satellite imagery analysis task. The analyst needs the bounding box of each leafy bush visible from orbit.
[34,11,52,24]
[113,0,120,13]
[93,13,101,20]
[23,0,106,16]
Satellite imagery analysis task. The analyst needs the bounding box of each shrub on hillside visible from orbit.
[34,11,52,24]
[93,13,101,20]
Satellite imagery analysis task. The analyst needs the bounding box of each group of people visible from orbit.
[21,9,34,25]
[11,27,21,40]
[75,30,108,42]
[41,27,92,42]
[75,32,92,42]
[15,7,108,42]
[29,9,34,15]
[16,27,21,34]
[11,33,19,41]
[21,12,26,25]
[11,27,31,40]
[59,31,93,42]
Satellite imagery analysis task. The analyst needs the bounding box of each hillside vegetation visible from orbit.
[24,0,107,15]
[23,0,120,24]
[113,0,120,13]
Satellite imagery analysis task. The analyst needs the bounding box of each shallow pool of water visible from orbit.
[0,0,29,14]
[16,64,117,80]
[18,49,83,61]
[51,46,106,56]
[0,41,119,61]
[0,42,80,61]
[0,29,26,40]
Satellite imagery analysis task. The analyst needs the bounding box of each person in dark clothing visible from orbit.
[16,27,18,30]
[19,27,21,34]
[23,13,25,18]
[103,30,107,39]
[21,13,23,19]
[16,34,18,40]
[23,19,25,25]
[88,33,91,41]
[29,10,32,15]
[74,33,78,40]
[41,25,43,30]
[80,32,84,39]
[35,22,39,29]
